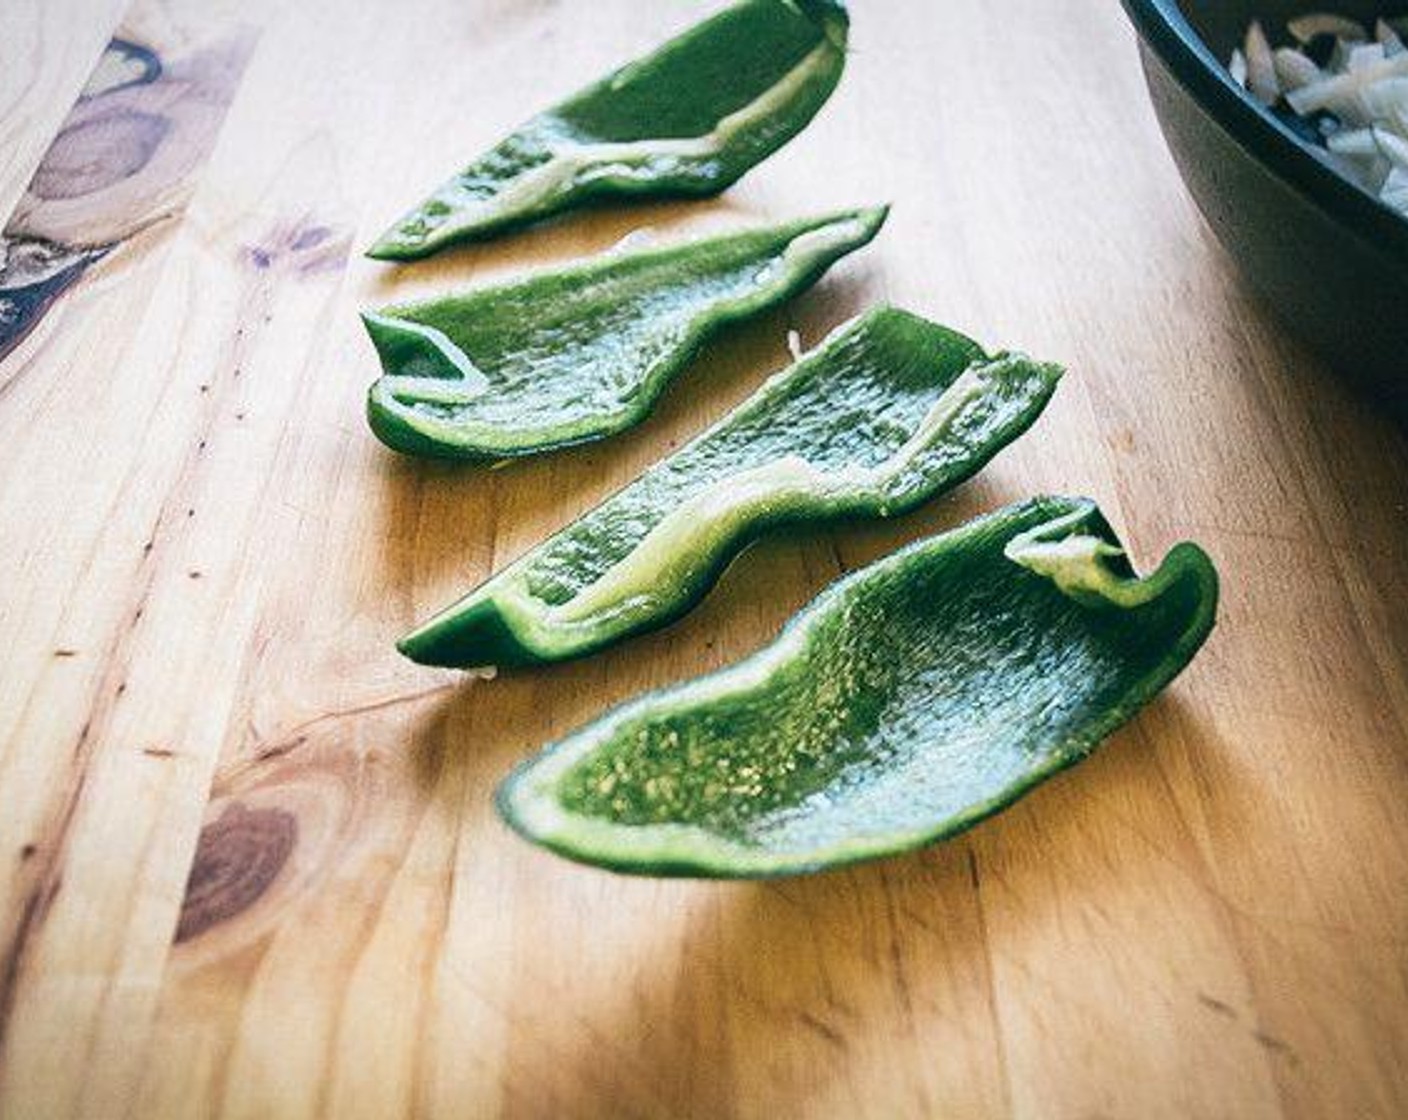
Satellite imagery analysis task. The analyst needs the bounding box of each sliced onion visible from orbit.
[1287,13,1368,44]
[1230,48,1250,88]
[1245,21,1282,104]
[1274,46,1322,90]
[1347,42,1387,71]
[1363,76,1408,121]
[1328,125,1378,155]
[1229,14,1408,220]
[1288,52,1408,115]
[1374,124,1408,167]
[1381,165,1408,208]
[1378,18,1406,55]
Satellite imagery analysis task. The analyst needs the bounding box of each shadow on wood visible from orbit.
[361,196,755,302]
[485,704,1191,1119]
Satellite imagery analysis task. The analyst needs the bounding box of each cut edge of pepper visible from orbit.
[394,311,1062,668]
[363,205,890,461]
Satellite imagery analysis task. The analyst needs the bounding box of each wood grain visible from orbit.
[1,1,1406,1117]
[0,4,256,365]
[0,0,130,221]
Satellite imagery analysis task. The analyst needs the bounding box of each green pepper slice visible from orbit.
[364,206,886,459]
[496,497,1218,877]
[367,0,850,259]
[398,307,1063,668]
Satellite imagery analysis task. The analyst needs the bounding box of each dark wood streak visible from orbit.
[797,1010,847,1049]
[0,206,351,1042]
[1198,991,1237,1018]
[175,802,297,944]
[0,796,77,1049]
[0,353,212,1044]
[0,708,111,1043]
[0,886,54,1049]
[1253,1030,1300,1065]
[0,52,355,1066]
[0,239,112,382]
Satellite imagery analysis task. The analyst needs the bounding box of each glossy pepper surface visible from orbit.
[398,307,1063,668]
[497,497,1219,877]
[367,0,850,259]
[364,207,886,459]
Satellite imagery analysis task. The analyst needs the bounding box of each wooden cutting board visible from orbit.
[2,1,1407,1117]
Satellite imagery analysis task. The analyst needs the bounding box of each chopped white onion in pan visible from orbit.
[1227,12,1408,217]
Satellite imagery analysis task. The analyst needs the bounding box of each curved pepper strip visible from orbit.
[496,497,1219,878]
[364,206,887,459]
[398,307,1063,668]
[367,0,850,259]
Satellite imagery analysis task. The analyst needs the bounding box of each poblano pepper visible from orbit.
[364,206,886,459]
[367,0,850,259]
[397,307,1063,668]
[497,497,1219,877]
